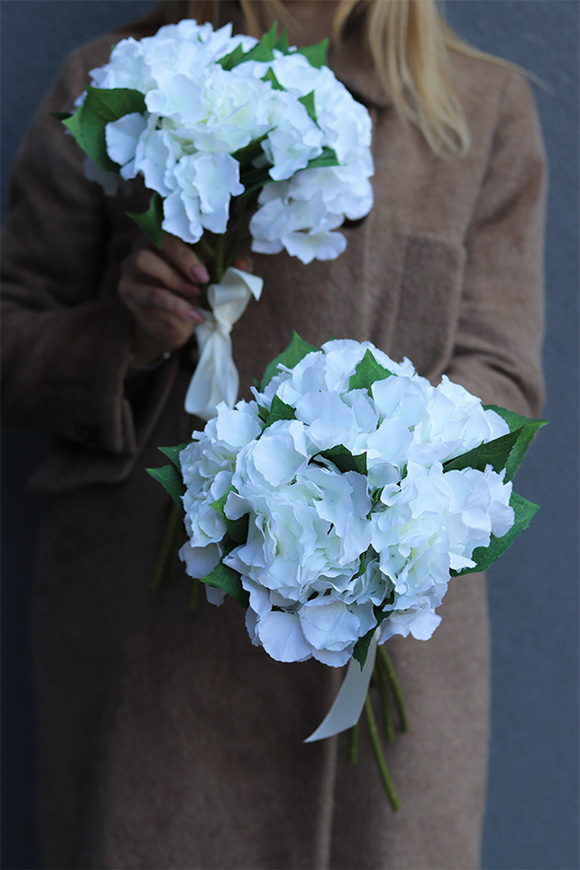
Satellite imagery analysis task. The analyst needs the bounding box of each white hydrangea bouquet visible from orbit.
[148,333,545,809]
[58,19,373,419]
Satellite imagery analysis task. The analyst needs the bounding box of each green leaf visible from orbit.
[304,146,339,170]
[354,549,368,578]
[243,22,277,63]
[62,86,146,171]
[210,490,229,518]
[483,404,548,481]
[352,630,374,668]
[210,488,248,544]
[319,445,367,475]
[274,29,290,53]
[443,427,523,475]
[262,67,284,91]
[200,560,249,607]
[239,164,272,194]
[146,464,185,507]
[217,43,246,71]
[265,394,296,427]
[219,23,281,70]
[259,331,317,390]
[298,91,317,122]
[453,492,540,576]
[348,349,392,392]
[157,443,189,469]
[352,609,390,668]
[233,133,269,167]
[126,192,164,249]
[296,37,329,69]
[484,405,544,434]
[226,514,250,546]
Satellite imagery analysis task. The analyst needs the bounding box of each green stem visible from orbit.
[375,660,395,742]
[150,500,183,591]
[194,190,260,297]
[189,578,200,611]
[363,694,401,812]
[213,233,227,284]
[378,646,409,733]
[196,236,216,263]
[222,191,258,273]
[191,239,213,311]
[348,722,359,765]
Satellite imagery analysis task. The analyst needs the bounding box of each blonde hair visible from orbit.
[337,0,472,155]
[157,0,514,156]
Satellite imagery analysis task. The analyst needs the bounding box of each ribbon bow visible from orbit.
[185,267,263,420]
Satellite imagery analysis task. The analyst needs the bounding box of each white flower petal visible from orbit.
[256,611,312,663]
[105,112,147,168]
[179,541,220,579]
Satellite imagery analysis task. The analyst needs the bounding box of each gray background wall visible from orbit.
[1,2,578,868]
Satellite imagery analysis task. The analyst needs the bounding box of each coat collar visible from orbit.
[328,24,391,109]
[325,4,391,108]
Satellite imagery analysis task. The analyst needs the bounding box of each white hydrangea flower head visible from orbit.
[82,18,374,258]
[177,334,517,665]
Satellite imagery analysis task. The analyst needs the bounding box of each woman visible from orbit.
[1,1,545,867]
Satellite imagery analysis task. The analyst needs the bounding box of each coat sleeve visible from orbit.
[444,71,547,418]
[1,46,178,456]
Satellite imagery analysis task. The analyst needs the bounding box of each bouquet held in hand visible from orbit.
[59,19,373,418]
[150,334,545,809]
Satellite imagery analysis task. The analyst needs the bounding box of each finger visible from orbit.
[129,249,203,304]
[161,233,210,284]
[232,255,253,273]
[121,282,206,324]
[134,307,195,342]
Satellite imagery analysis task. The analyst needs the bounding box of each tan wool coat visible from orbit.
[1,3,546,868]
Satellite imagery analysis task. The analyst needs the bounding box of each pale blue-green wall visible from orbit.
[1,2,578,868]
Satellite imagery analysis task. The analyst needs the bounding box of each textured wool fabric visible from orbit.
[1,3,546,868]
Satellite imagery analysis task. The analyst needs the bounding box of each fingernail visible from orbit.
[191,263,210,283]
[188,308,205,323]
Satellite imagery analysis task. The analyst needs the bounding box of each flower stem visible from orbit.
[376,660,395,742]
[348,722,359,765]
[363,694,401,812]
[196,236,216,263]
[213,233,226,284]
[189,578,200,610]
[150,500,183,591]
[222,191,258,272]
[378,646,409,733]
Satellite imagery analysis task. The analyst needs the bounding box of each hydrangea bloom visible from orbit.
[175,337,522,666]
[67,19,374,264]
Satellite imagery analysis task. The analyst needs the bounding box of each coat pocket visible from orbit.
[389,233,466,381]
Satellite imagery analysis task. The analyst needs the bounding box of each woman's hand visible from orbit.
[119,234,210,366]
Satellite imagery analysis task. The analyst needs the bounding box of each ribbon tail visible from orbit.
[184,324,238,420]
[222,267,263,302]
[304,631,379,743]
[183,267,264,420]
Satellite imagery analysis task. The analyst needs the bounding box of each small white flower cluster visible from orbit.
[179,340,514,667]
[85,19,373,263]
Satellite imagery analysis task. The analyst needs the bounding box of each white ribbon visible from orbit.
[304,630,380,743]
[184,267,263,420]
